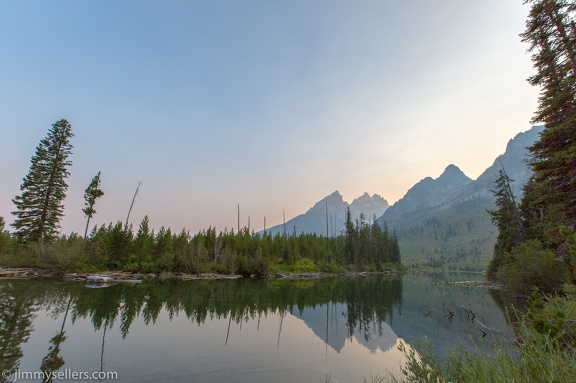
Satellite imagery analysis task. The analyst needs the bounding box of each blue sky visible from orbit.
[0,1,539,234]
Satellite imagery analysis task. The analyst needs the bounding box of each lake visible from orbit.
[0,274,515,382]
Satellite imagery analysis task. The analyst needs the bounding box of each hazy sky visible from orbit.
[0,1,539,235]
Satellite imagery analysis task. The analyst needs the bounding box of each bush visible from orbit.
[319,262,346,274]
[497,240,569,295]
[486,252,505,281]
[526,290,576,348]
[156,251,175,271]
[234,253,269,276]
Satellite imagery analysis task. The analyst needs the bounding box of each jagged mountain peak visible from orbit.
[376,125,542,269]
[437,164,471,184]
[504,125,543,153]
[474,125,544,198]
[327,190,344,201]
[308,191,346,213]
[265,191,389,236]
[378,164,473,221]
[350,193,390,220]
[352,193,388,207]
[351,192,372,205]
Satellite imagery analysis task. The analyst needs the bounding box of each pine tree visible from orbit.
[389,230,400,264]
[357,213,369,267]
[133,215,154,264]
[487,169,525,280]
[521,0,576,230]
[520,176,551,244]
[106,222,133,264]
[370,217,383,264]
[11,120,74,242]
[344,207,356,264]
[82,171,104,238]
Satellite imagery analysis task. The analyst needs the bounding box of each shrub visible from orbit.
[486,252,505,281]
[234,253,269,276]
[497,240,569,294]
[526,290,576,348]
[156,251,175,271]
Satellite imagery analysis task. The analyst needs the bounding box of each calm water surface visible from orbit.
[0,274,514,382]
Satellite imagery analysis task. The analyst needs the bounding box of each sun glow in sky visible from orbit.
[0,1,539,234]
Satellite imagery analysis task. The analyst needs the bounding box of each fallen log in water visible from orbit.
[85,274,142,287]
[0,267,60,279]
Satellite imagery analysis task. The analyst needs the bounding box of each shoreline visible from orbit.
[0,267,401,282]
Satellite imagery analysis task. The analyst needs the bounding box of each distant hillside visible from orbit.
[377,126,543,270]
[264,191,389,237]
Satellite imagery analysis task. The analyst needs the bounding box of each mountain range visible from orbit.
[264,125,543,269]
[376,125,542,269]
[264,191,389,237]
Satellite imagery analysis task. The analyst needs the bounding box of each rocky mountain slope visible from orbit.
[376,125,543,270]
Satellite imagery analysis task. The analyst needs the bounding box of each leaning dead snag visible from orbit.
[125,181,142,228]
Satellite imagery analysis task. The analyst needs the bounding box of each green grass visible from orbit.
[384,288,576,383]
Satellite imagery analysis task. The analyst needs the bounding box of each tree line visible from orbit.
[0,120,400,274]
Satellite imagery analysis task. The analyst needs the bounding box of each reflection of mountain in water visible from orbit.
[295,302,398,353]
[291,274,516,359]
[388,274,516,359]
[0,274,515,372]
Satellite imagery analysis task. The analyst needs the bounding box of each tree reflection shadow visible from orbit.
[0,276,403,376]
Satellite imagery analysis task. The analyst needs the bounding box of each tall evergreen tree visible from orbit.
[344,207,356,264]
[521,0,576,231]
[487,169,525,279]
[357,213,369,267]
[11,120,74,242]
[520,176,550,244]
[133,215,154,263]
[82,171,104,238]
[389,230,401,264]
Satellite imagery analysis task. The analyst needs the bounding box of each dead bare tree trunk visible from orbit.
[125,182,142,228]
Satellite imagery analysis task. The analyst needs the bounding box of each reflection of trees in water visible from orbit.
[68,277,403,341]
[0,281,53,377]
[390,275,520,362]
[0,276,403,371]
[488,288,528,329]
[40,296,72,382]
[0,281,88,380]
[344,277,403,341]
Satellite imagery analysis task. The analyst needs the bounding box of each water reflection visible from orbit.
[0,275,515,382]
[0,282,39,376]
